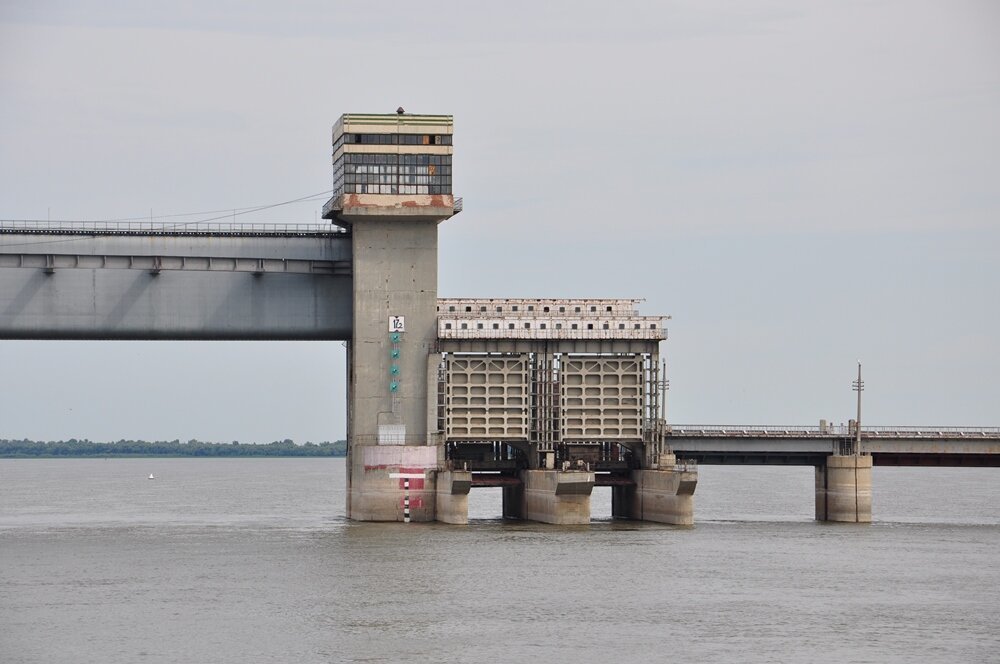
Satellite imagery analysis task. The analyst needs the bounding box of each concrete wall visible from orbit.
[348,445,438,522]
[348,219,438,441]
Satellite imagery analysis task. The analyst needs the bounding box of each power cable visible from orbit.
[0,190,336,249]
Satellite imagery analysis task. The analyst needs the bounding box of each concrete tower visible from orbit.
[323,112,459,521]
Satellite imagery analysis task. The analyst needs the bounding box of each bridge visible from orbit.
[667,424,1000,467]
[2,111,996,526]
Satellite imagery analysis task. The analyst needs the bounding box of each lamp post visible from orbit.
[852,362,864,456]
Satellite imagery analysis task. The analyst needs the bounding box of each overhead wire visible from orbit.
[0,189,336,249]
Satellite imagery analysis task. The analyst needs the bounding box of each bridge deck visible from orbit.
[667,425,1000,467]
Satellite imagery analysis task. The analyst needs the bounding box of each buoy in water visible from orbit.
[148,473,155,480]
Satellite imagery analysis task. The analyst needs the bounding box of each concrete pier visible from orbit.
[612,457,698,525]
[435,470,472,524]
[347,445,438,522]
[504,470,595,524]
[816,454,872,523]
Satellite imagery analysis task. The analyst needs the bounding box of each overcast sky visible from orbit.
[1,1,997,443]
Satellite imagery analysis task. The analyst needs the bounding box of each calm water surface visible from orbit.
[1,458,998,663]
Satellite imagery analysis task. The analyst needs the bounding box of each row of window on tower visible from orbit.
[332,133,452,151]
[332,152,453,196]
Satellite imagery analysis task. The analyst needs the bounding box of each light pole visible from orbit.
[852,361,864,456]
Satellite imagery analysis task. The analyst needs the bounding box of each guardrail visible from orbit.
[0,220,345,235]
[668,425,1000,438]
[438,328,666,341]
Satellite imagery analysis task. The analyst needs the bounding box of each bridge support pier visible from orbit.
[816,455,872,523]
[612,456,698,525]
[435,470,472,524]
[506,470,594,524]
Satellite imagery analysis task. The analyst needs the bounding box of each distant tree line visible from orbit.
[0,438,347,458]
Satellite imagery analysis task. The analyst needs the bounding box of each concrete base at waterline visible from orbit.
[346,446,437,522]
[816,454,872,523]
[435,470,472,524]
[506,470,595,524]
[613,468,698,526]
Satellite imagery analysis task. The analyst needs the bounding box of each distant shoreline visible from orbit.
[0,439,347,458]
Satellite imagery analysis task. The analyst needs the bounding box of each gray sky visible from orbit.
[1,0,997,443]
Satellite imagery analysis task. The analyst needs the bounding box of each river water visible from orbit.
[1,458,998,663]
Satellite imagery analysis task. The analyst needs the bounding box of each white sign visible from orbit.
[378,424,406,445]
[388,472,427,480]
[388,315,405,333]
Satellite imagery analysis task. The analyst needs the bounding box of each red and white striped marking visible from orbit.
[389,472,426,524]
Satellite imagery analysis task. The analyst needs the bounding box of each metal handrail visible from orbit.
[669,424,1000,437]
[438,328,666,341]
[0,220,345,235]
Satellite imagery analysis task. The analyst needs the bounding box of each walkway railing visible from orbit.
[669,425,1000,437]
[0,220,345,236]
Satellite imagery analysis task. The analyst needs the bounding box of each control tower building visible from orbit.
[323,112,459,521]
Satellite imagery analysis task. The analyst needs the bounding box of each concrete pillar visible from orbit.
[816,455,872,523]
[345,218,442,521]
[435,470,472,524]
[620,467,697,526]
[521,470,594,525]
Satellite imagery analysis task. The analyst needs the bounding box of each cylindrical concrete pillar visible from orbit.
[816,455,872,523]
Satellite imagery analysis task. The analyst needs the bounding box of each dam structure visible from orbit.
[2,111,998,525]
[320,113,690,525]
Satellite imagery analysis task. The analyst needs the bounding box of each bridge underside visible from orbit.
[0,230,353,340]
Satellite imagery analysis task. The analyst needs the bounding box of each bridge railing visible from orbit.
[669,424,838,436]
[0,220,345,236]
[862,426,1000,436]
[669,424,1000,437]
